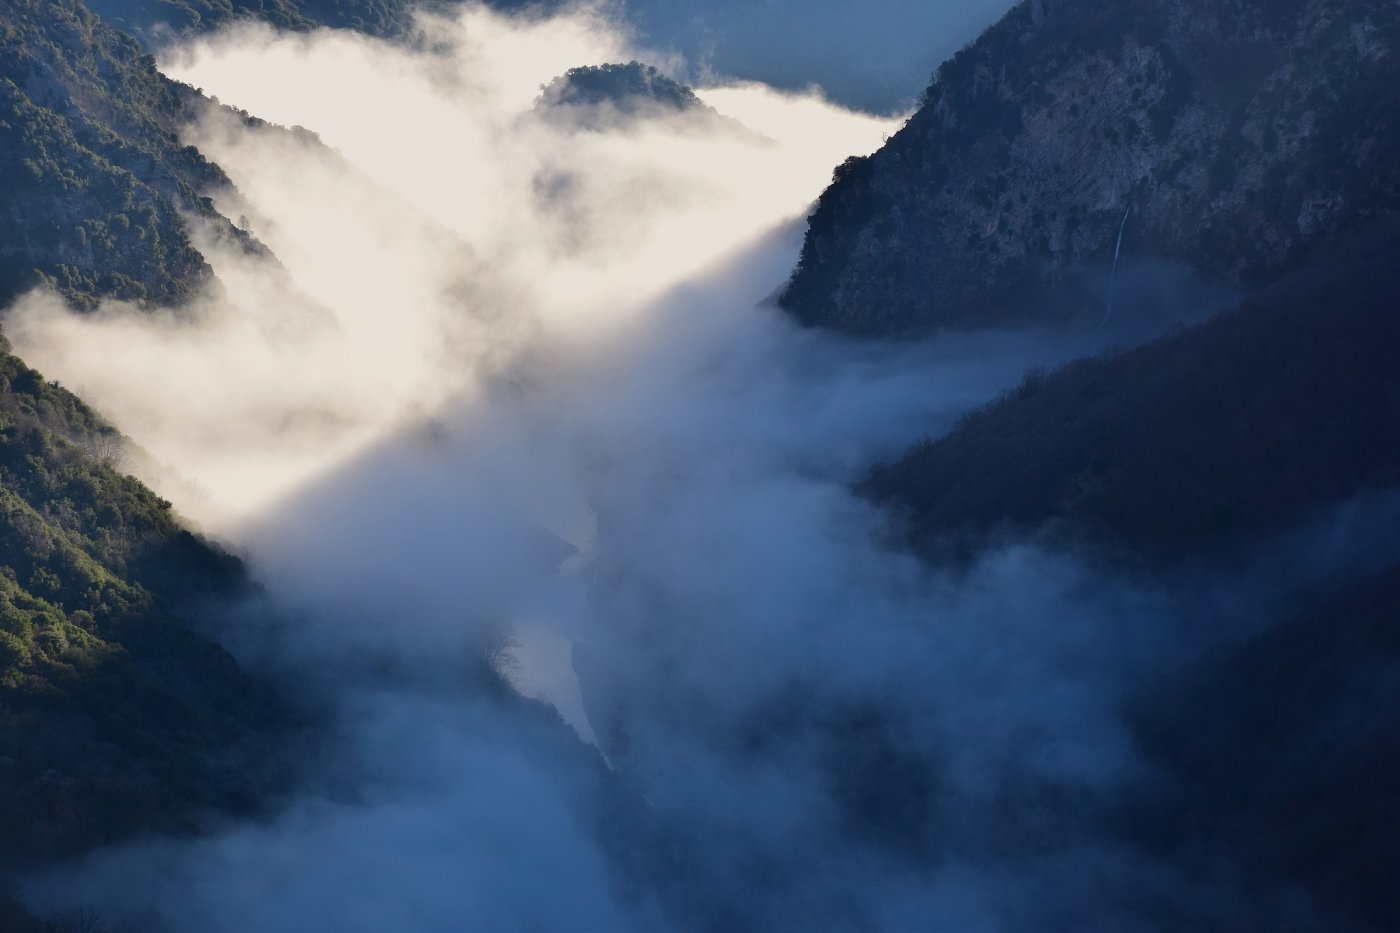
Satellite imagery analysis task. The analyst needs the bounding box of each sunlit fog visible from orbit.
[8,2,1366,931]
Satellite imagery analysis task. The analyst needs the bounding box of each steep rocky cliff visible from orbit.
[781,0,1400,334]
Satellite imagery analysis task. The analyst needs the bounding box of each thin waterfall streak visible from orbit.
[1103,204,1132,326]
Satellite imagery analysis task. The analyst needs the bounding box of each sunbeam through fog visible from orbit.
[6,3,897,525]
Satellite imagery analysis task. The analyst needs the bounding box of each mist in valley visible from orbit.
[3,2,1376,930]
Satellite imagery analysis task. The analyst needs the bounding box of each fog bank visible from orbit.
[6,3,1359,931]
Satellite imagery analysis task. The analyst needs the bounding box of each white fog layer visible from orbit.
[4,3,1358,931]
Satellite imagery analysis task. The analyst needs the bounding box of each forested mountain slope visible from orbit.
[857,212,1400,933]
[781,0,1400,334]
[764,2,1400,928]
[0,338,284,869]
[0,0,246,309]
[2,0,1398,927]
[538,62,706,122]
[863,222,1400,565]
[1131,557,1400,932]
[0,0,290,906]
[85,0,526,40]
[0,0,569,315]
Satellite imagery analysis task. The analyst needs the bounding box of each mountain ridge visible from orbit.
[2,0,1400,928]
[780,0,1400,334]
[0,334,290,873]
[0,0,250,310]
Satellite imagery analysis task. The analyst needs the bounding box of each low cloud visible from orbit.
[6,3,1364,931]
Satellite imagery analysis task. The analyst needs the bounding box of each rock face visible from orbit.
[780,0,1400,334]
[0,0,240,309]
